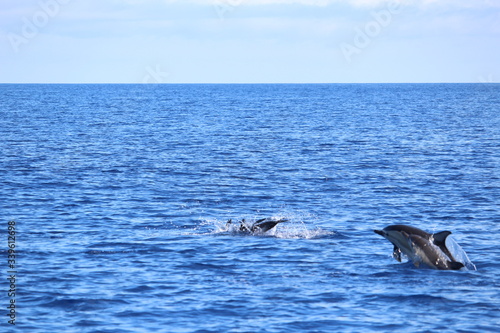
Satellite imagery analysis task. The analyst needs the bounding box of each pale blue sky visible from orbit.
[1,0,499,83]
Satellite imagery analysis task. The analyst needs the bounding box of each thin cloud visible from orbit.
[165,0,500,8]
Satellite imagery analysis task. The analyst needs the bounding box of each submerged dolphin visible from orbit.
[226,218,288,234]
[374,225,465,270]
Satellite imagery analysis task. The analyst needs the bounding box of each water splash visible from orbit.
[193,212,335,239]
[445,236,477,271]
[272,219,334,240]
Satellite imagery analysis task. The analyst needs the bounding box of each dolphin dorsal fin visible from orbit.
[432,231,452,246]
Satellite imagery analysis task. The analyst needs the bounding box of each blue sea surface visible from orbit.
[1,83,500,332]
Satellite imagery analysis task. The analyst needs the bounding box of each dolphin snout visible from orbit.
[374,229,385,236]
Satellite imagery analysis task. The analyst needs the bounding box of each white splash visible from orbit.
[198,212,335,239]
[445,235,477,271]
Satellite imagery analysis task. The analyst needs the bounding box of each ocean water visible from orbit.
[1,83,499,332]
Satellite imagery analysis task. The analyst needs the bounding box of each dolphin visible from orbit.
[374,225,465,270]
[226,218,288,234]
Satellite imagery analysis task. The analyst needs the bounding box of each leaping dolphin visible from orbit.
[226,217,288,234]
[374,225,465,270]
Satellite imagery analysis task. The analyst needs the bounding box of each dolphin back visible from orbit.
[251,218,288,233]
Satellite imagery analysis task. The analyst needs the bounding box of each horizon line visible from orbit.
[1,82,497,85]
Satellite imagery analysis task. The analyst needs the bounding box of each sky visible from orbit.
[0,0,499,83]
